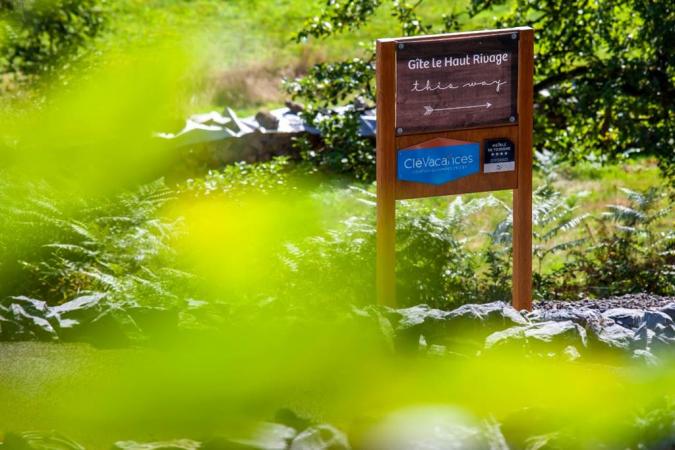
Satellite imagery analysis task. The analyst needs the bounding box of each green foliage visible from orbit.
[294,109,375,181]
[284,59,375,180]
[474,185,591,302]
[283,180,672,307]
[291,0,675,180]
[294,0,382,42]
[0,0,107,80]
[561,187,674,298]
[182,156,316,197]
[0,178,182,306]
[285,59,374,107]
[474,0,675,179]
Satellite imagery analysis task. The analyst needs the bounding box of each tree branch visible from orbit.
[534,66,591,92]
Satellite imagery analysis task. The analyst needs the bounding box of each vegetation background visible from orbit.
[0,0,673,448]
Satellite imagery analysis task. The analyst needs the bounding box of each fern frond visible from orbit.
[541,213,590,242]
[606,204,645,224]
[542,238,587,258]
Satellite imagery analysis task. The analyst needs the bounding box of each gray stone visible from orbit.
[485,320,587,353]
[602,308,645,329]
[204,422,297,450]
[114,440,201,450]
[659,302,675,321]
[563,345,582,362]
[361,406,487,450]
[447,302,529,329]
[2,430,84,450]
[632,349,660,366]
[590,323,635,351]
[393,302,528,351]
[255,110,280,130]
[641,310,674,330]
[234,422,296,450]
[284,100,304,114]
[528,307,603,328]
[0,297,58,341]
[290,424,350,450]
[0,292,176,347]
[633,322,675,355]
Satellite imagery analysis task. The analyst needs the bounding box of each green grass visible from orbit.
[93,0,514,113]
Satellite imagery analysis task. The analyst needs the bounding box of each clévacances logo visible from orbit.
[397,141,480,185]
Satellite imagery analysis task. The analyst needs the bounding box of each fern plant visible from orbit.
[565,187,674,297]
[0,179,184,307]
[483,185,589,301]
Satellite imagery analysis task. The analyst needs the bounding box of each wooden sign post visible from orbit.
[376,28,534,310]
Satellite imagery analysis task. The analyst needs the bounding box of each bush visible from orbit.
[0,0,106,79]
[561,187,674,298]
[0,178,182,306]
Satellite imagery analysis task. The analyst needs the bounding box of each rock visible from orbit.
[350,305,395,353]
[529,299,675,359]
[632,349,660,366]
[114,440,201,450]
[482,418,509,450]
[448,302,529,330]
[659,302,675,321]
[589,323,635,352]
[290,424,350,450]
[390,304,452,352]
[204,422,297,450]
[1,431,84,450]
[524,321,587,348]
[535,294,675,312]
[394,304,450,330]
[602,308,645,329]
[0,292,179,347]
[393,302,528,352]
[51,293,176,347]
[361,406,486,450]
[528,307,602,329]
[0,297,58,341]
[563,345,582,362]
[284,101,304,114]
[255,110,280,130]
[499,407,570,449]
[485,321,587,354]
[48,292,108,334]
[633,322,675,355]
[50,294,135,347]
[274,408,312,433]
[641,310,674,330]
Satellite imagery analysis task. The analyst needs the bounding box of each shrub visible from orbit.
[0,0,107,79]
[0,178,182,306]
[562,187,674,298]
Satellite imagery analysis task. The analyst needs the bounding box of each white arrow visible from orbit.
[423,102,492,116]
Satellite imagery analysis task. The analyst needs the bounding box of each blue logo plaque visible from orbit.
[397,142,480,185]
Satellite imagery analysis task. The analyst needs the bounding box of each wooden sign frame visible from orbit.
[376,27,534,310]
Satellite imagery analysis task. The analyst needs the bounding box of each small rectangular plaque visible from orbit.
[484,138,515,173]
[396,32,519,135]
[397,140,479,185]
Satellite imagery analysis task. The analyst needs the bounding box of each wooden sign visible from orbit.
[376,28,534,311]
[396,33,518,135]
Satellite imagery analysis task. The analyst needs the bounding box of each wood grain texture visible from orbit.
[395,125,518,199]
[375,27,533,310]
[378,27,533,44]
[396,33,518,134]
[376,40,397,307]
[512,28,534,311]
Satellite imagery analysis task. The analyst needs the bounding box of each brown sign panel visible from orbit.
[396,32,519,135]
